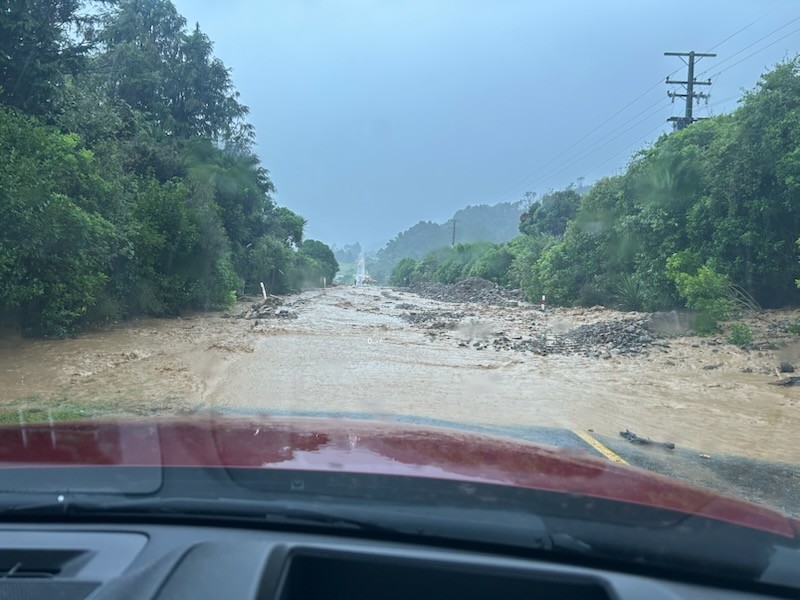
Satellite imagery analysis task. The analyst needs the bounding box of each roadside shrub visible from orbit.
[466,246,514,284]
[577,283,605,307]
[727,322,753,346]
[614,274,645,311]
[389,258,419,286]
[666,251,732,334]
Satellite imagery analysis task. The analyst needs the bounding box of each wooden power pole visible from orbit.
[665,51,716,130]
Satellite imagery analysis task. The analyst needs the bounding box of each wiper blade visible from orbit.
[0,493,554,549]
[0,494,397,534]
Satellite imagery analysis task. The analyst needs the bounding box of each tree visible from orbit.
[0,0,94,116]
[0,105,118,335]
[389,258,419,286]
[519,189,581,237]
[97,0,247,141]
[299,240,339,284]
[0,0,326,336]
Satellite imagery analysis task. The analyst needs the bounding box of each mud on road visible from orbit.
[1,284,799,466]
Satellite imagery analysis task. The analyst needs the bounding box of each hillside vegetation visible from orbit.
[392,59,800,333]
[370,201,522,281]
[0,0,337,337]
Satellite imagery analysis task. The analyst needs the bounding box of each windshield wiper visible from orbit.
[0,494,397,534]
[0,493,553,549]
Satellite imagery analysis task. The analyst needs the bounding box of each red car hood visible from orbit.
[0,414,797,538]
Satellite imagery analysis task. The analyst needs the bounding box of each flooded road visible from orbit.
[1,285,799,463]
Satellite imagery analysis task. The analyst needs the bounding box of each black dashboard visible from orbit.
[0,523,787,599]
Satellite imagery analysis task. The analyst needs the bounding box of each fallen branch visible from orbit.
[619,429,675,450]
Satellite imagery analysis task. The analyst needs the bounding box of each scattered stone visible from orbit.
[233,297,285,320]
[400,310,472,329]
[702,364,723,370]
[779,361,795,373]
[770,376,800,387]
[406,278,524,307]
[565,318,655,357]
[208,342,255,353]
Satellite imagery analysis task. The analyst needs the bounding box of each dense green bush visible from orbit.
[0,1,335,336]
[666,251,732,334]
[389,258,420,286]
[727,323,754,346]
[388,58,800,315]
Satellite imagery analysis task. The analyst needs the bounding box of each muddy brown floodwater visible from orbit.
[1,286,799,463]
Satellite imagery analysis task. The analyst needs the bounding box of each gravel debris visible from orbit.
[564,318,656,357]
[405,278,524,307]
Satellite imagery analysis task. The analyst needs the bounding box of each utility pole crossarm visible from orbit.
[666,79,712,85]
[664,52,717,57]
[668,92,711,98]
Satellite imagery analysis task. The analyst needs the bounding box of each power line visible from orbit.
[490,11,788,203]
[489,86,674,205]
[702,93,742,116]
[487,71,678,205]
[697,16,800,77]
[703,12,772,53]
[583,122,668,179]
[533,100,671,191]
[708,24,800,80]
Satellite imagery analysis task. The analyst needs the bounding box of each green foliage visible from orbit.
[466,246,514,284]
[413,243,495,284]
[372,202,522,282]
[727,323,753,346]
[238,235,293,295]
[389,258,420,286]
[332,243,361,265]
[0,0,94,115]
[0,1,321,336]
[452,58,800,313]
[666,251,732,334]
[299,240,339,285]
[615,274,645,312]
[97,0,249,141]
[519,189,581,237]
[0,105,118,336]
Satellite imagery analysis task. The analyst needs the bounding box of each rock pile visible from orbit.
[566,318,656,357]
[233,299,297,320]
[400,310,473,329]
[406,278,524,306]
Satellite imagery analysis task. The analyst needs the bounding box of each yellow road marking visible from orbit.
[573,430,628,465]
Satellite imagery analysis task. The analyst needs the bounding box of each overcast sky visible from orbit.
[172,0,800,250]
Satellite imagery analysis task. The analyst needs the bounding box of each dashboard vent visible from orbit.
[0,549,87,579]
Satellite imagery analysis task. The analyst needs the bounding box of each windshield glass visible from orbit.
[1,0,799,586]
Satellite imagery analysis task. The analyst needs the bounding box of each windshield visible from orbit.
[1,0,799,589]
